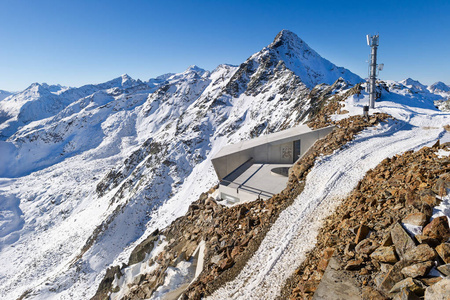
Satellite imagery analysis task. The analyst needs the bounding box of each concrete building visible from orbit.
[211,125,334,204]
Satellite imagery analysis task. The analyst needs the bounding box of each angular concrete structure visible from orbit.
[212,125,334,204]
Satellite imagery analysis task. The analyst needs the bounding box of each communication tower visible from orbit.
[366,34,383,109]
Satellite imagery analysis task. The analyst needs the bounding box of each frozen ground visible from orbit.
[209,90,450,299]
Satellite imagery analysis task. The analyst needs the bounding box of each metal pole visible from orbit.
[369,43,378,109]
[367,34,379,109]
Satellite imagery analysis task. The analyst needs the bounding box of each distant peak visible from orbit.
[121,74,133,84]
[185,65,205,73]
[269,29,306,49]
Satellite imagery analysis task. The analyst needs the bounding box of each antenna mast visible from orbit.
[367,34,379,109]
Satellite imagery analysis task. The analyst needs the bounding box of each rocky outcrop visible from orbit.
[283,141,450,299]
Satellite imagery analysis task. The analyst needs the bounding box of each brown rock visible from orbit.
[435,243,450,263]
[376,260,408,293]
[391,222,417,260]
[420,276,442,286]
[344,242,356,258]
[402,212,427,227]
[437,263,450,276]
[415,234,440,247]
[424,278,450,299]
[392,287,420,300]
[355,238,379,255]
[401,261,434,278]
[422,216,450,242]
[344,258,364,270]
[432,173,450,196]
[389,277,426,296]
[370,246,398,263]
[381,234,393,246]
[418,189,438,207]
[404,244,437,263]
[218,258,234,271]
[355,224,370,244]
[362,286,387,300]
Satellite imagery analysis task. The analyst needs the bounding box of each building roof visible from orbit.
[213,125,332,159]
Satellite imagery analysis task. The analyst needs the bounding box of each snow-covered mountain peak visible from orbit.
[251,29,363,88]
[400,78,427,92]
[269,29,308,51]
[429,81,450,93]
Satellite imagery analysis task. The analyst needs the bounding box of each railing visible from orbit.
[220,179,274,199]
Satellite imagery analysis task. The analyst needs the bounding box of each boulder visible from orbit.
[404,244,437,263]
[389,277,426,296]
[392,287,420,300]
[402,212,427,227]
[401,261,434,278]
[415,235,440,247]
[355,238,379,255]
[344,258,364,271]
[435,243,450,263]
[420,277,442,286]
[422,216,450,242]
[355,225,370,244]
[370,246,398,263]
[424,278,450,300]
[362,286,387,300]
[391,222,416,260]
[432,173,450,196]
[313,257,362,300]
[418,189,438,207]
[437,263,450,276]
[376,260,409,293]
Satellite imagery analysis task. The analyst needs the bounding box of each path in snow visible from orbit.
[209,118,445,299]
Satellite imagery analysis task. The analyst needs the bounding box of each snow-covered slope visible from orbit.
[0,30,332,299]
[0,90,13,101]
[0,29,449,300]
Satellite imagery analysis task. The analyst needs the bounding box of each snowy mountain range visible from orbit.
[0,30,449,300]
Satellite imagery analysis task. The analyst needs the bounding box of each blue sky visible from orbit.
[0,0,448,91]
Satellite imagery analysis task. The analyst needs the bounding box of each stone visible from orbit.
[317,248,335,272]
[418,189,438,207]
[404,244,437,263]
[435,243,450,263]
[389,277,426,296]
[376,260,409,293]
[355,238,379,255]
[355,225,370,244]
[415,235,440,247]
[402,212,427,227]
[345,258,364,270]
[437,263,450,276]
[391,222,417,260]
[401,261,434,278]
[312,257,362,300]
[392,287,420,300]
[432,174,450,196]
[420,277,442,286]
[218,258,234,271]
[362,286,387,300]
[424,278,450,300]
[422,216,450,242]
[370,246,398,263]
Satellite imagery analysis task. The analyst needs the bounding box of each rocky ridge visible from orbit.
[282,140,450,299]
